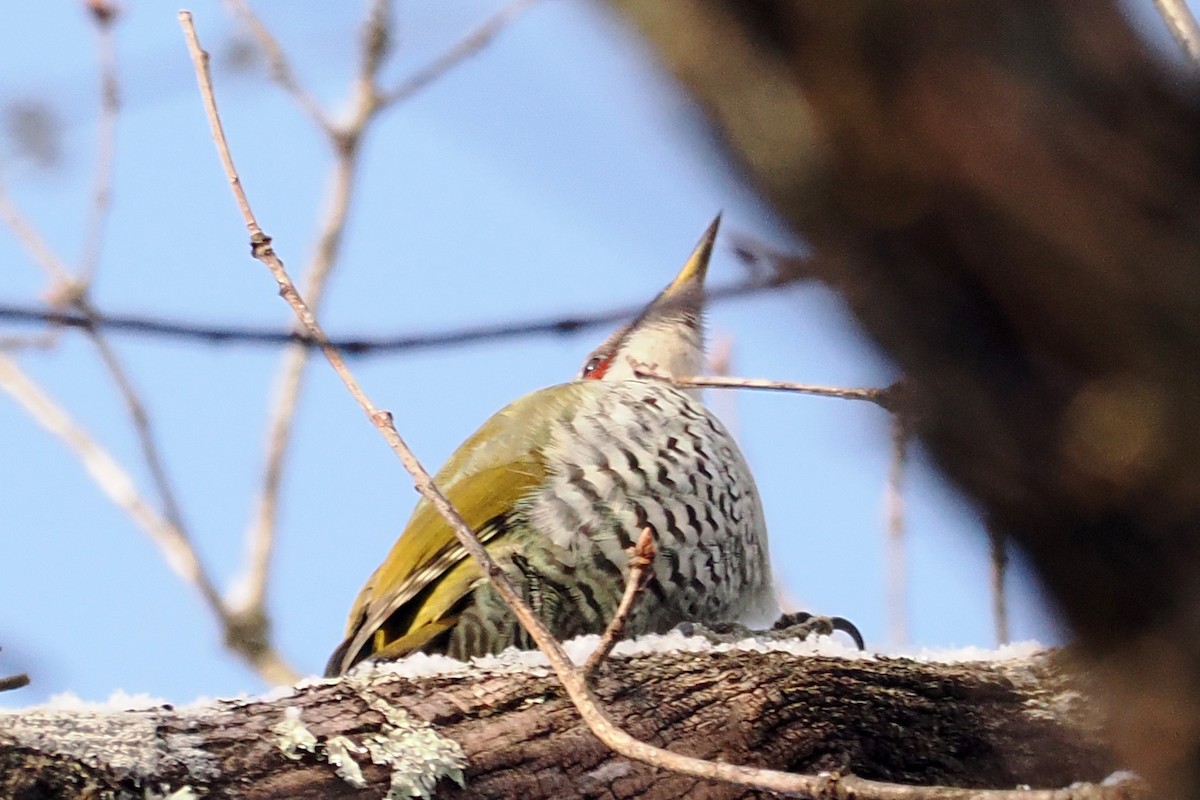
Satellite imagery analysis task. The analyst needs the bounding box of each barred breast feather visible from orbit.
[327,378,775,672]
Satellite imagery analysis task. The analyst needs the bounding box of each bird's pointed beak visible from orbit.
[661,213,720,298]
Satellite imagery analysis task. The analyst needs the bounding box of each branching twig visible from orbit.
[82,306,190,534]
[380,0,541,106]
[1153,0,1200,64]
[180,13,1140,798]
[0,184,75,292]
[583,527,656,678]
[221,0,331,133]
[0,353,297,685]
[0,353,221,616]
[885,410,909,646]
[224,0,393,624]
[0,7,299,682]
[635,367,901,411]
[78,0,120,286]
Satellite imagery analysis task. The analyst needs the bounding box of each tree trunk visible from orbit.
[0,648,1115,800]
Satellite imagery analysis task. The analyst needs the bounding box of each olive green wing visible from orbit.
[325,382,585,675]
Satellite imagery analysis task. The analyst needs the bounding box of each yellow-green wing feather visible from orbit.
[330,382,586,673]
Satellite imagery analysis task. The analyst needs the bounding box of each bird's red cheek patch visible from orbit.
[583,356,612,380]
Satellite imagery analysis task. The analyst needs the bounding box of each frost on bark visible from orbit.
[1,648,1114,800]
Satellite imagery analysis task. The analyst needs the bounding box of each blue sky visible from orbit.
[7,0,1168,705]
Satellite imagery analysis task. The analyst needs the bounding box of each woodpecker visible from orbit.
[326,217,777,676]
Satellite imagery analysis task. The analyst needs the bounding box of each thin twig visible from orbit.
[0,57,210,661]
[78,1,120,285]
[704,335,741,438]
[82,304,190,534]
[180,12,1136,798]
[0,184,76,292]
[885,411,909,646]
[225,0,393,622]
[583,527,656,678]
[0,5,296,685]
[1153,0,1200,64]
[637,368,900,411]
[988,518,1011,646]
[0,330,62,351]
[75,11,191,544]
[380,0,541,106]
[0,352,299,685]
[0,353,221,615]
[0,278,791,353]
[229,142,359,617]
[221,0,331,132]
[352,0,392,121]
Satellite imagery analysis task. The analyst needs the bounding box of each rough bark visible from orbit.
[607,1,1200,797]
[0,648,1114,800]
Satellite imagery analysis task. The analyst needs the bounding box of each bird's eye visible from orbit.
[581,355,611,380]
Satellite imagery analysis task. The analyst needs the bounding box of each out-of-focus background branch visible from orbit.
[610,0,1200,796]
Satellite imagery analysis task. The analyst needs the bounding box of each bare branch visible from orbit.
[229,147,360,618]
[0,330,62,351]
[349,0,392,123]
[1153,0,1200,63]
[885,410,909,646]
[75,13,192,547]
[583,527,656,678]
[83,310,190,534]
[227,1,395,624]
[362,0,393,73]
[0,277,790,353]
[636,368,901,410]
[704,335,742,438]
[0,183,76,292]
[0,5,299,685]
[0,353,220,614]
[0,351,299,685]
[220,0,331,132]
[380,0,541,106]
[78,2,120,285]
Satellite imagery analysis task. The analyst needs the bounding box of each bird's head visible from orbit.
[577,215,718,384]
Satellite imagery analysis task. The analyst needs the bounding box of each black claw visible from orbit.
[771,611,866,650]
[830,616,866,650]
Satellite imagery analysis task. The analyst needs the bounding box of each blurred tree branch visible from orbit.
[0,275,796,354]
[0,0,546,688]
[608,0,1200,796]
[218,0,543,631]
[0,2,299,685]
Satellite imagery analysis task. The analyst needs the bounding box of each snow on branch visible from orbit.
[0,644,1134,800]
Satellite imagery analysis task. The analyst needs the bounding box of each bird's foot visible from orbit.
[771,611,865,650]
[675,612,865,650]
[673,620,756,644]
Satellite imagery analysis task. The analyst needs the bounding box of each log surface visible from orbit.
[0,648,1113,799]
